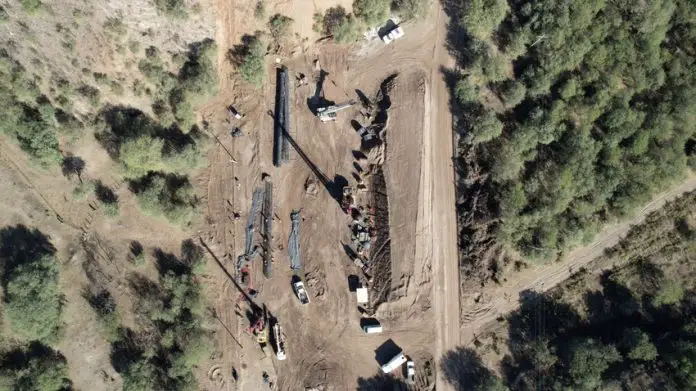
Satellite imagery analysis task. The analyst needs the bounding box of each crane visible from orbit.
[316,100,356,122]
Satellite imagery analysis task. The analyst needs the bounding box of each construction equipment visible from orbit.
[293,280,310,305]
[273,322,287,360]
[342,186,355,214]
[317,100,356,122]
[248,308,268,343]
[228,105,243,119]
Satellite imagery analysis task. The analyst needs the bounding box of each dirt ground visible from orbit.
[195,2,461,390]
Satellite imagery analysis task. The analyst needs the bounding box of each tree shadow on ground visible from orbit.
[440,347,504,391]
[356,372,408,390]
[95,181,118,204]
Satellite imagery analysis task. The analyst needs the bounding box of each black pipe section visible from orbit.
[274,67,290,167]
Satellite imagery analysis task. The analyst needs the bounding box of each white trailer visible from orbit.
[380,352,407,373]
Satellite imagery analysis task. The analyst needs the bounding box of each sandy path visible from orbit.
[460,175,696,343]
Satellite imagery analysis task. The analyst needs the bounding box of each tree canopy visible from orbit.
[449,0,696,261]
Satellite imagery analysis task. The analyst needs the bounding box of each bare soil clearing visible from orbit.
[196,3,460,389]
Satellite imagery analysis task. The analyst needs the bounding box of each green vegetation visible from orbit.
[254,1,266,19]
[20,0,42,13]
[115,241,210,390]
[392,0,430,21]
[237,36,266,87]
[352,0,389,27]
[86,290,121,342]
[0,226,62,344]
[322,6,362,44]
[464,192,696,390]
[0,344,71,391]
[72,180,96,200]
[464,108,503,144]
[154,0,187,19]
[268,14,294,41]
[0,54,62,166]
[97,108,206,179]
[132,174,199,226]
[448,0,696,261]
[138,41,218,131]
[461,0,509,41]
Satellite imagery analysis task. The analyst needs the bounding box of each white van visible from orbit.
[362,324,383,334]
[380,353,407,373]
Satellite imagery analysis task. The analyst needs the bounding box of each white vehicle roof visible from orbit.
[389,27,404,39]
[356,287,369,304]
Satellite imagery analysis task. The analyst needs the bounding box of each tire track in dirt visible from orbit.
[459,175,696,344]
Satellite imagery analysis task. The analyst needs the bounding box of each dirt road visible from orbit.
[425,7,461,391]
[460,175,696,344]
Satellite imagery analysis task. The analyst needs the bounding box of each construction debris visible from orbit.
[288,210,302,271]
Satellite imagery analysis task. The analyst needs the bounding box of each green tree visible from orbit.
[461,0,509,40]
[5,254,62,343]
[622,328,658,362]
[465,109,503,144]
[352,0,389,27]
[268,14,294,40]
[122,359,159,391]
[392,0,430,21]
[566,338,621,390]
[652,280,684,306]
[455,77,479,105]
[323,7,362,44]
[0,346,71,391]
[238,37,266,86]
[500,79,526,108]
[119,135,165,178]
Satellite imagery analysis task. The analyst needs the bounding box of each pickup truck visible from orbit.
[293,280,310,305]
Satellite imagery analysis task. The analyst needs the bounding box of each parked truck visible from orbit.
[273,323,286,360]
[293,280,310,305]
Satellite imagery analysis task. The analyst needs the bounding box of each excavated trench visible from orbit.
[361,74,398,311]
